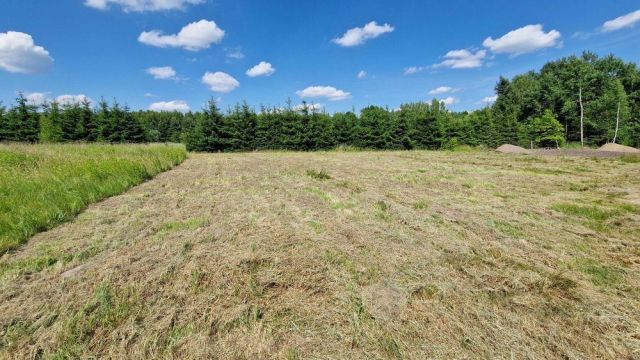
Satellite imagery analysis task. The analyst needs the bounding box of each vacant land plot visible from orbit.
[0,143,187,254]
[1,151,639,359]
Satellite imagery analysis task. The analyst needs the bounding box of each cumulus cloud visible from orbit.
[602,9,640,32]
[246,61,275,77]
[333,21,394,47]
[138,20,225,51]
[294,103,323,112]
[202,72,240,93]
[429,86,459,95]
[434,49,486,69]
[225,47,245,60]
[296,86,352,101]
[84,0,204,12]
[357,70,367,79]
[146,66,177,80]
[481,95,498,103]
[25,92,49,106]
[439,97,459,106]
[483,24,561,55]
[149,100,190,112]
[404,66,426,75]
[0,31,53,74]
[56,94,93,105]
[24,93,92,106]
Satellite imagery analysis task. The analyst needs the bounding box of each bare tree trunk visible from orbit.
[613,101,621,144]
[579,86,584,148]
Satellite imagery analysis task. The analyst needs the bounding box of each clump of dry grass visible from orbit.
[0,150,639,359]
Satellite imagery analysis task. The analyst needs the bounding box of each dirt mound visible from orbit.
[598,143,640,154]
[496,144,531,154]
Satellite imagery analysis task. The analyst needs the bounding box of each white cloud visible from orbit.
[294,103,323,112]
[84,0,204,12]
[296,86,352,101]
[435,49,486,69]
[481,95,498,103]
[602,10,640,32]
[202,72,239,93]
[138,20,225,51]
[333,21,394,47]
[23,93,92,106]
[483,24,561,55]
[357,70,367,79]
[149,100,190,112]
[146,66,177,80]
[144,92,157,97]
[246,61,275,77]
[0,31,53,74]
[225,47,245,60]
[428,86,459,95]
[56,94,92,105]
[404,66,426,75]
[25,92,49,106]
[440,97,459,106]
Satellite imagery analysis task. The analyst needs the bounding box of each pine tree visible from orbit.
[0,102,7,141]
[39,101,63,142]
[9,94,40,142]
[122,106,146,143]
[76,99,97,141]
[413,100,443,149]
[185,113,207,152]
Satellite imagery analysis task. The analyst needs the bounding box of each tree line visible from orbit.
[1,52,638,151]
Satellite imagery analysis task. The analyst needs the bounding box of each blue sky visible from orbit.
[1,0,639,113]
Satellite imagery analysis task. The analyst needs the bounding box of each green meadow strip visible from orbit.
[0,143,187,254]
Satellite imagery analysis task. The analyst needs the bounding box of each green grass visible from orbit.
[573,259,625,287]
[307,168,332,180]
[552,203,620,221]
[0,143,187,254]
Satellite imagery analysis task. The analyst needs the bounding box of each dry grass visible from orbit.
[1,151,639,359]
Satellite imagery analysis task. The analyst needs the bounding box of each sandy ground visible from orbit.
[1,151,639,359]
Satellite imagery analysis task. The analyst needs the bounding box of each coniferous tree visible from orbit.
[8,94,40,142]
[40,101,64,142]
[0,102,7,141]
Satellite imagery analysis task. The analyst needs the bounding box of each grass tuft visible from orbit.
[306,169,332,180]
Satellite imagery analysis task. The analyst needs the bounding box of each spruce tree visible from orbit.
[11,94,40,142]
[39,101,63,142]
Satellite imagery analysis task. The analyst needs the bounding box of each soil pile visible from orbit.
[496,144,531,154]
[598,143,640,154]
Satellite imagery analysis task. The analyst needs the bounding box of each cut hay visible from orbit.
[598,143,640,154]
[496,144,531,154]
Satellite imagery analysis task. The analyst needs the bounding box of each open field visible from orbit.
[1,150,639,359]
[0,143,187,254]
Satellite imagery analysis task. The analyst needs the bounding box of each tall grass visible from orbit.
[0,143,187,254]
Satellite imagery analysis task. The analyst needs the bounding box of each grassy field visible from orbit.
[0,143,187,254]
[1,150,639,358]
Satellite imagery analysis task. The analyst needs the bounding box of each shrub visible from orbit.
[529,110,565,148]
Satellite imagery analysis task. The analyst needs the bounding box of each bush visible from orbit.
[529,110,565,148]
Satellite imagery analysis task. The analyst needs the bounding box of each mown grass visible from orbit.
[1,151,639,359]
[0,143,187,254]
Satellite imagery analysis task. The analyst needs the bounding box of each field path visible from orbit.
[1,152,639,359]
